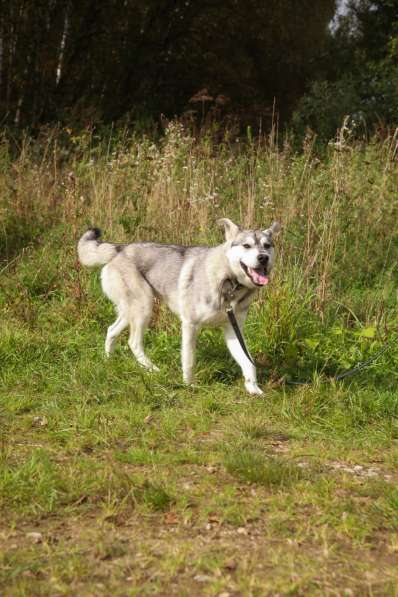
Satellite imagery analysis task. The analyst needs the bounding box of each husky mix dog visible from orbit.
[77,218,279,395]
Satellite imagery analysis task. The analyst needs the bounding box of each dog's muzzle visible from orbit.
[240,261,269,286]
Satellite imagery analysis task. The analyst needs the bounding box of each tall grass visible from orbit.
[1,123,397,381]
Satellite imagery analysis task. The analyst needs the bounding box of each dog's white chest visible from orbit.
[197,305,228,326]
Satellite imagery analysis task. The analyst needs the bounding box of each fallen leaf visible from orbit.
[164,512,178,525]
[224,558,238,571]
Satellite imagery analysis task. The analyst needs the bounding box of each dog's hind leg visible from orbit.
[128,297,159,372]
[128,314,159,372]
[102,260,159,371]
[105,315,128,356]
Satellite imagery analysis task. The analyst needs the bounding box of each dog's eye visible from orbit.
[243,243,251,249]
[263,243,271,250]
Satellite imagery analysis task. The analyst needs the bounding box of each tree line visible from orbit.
[0,0,397,136]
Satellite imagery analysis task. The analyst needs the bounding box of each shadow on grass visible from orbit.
[0,214,43,266]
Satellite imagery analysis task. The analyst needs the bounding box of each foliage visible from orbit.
[293,0,398,139]
[2,1,398,136]
[0,0,335,127]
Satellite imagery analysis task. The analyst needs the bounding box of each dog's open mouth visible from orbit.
[240,262,269,286]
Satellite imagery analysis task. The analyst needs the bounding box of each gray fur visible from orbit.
[77,219,279,395]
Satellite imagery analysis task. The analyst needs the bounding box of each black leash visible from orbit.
[222,277,256,366]
[226,307,255,365]
[286,340,392,386]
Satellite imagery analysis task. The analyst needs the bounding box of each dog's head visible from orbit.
[218,218,280,289]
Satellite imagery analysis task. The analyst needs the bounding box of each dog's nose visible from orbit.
[258,253,269,265]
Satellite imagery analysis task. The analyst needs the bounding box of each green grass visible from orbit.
[224,449,304,487]
[0,125,398,595]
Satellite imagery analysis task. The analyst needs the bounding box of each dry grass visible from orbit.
[2,124,397,309]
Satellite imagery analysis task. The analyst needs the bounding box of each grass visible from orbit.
[0,123,398,595]
[224,449,304,487]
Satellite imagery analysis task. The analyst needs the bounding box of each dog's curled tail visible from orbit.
[78,228,119,267]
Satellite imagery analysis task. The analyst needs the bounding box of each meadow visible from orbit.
[1,123,398,595]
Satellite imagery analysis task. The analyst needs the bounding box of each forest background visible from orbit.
[0,0,397,137]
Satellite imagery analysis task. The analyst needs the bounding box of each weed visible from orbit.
[135,480,175,512]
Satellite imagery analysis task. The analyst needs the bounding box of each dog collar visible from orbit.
[221,278,244,303]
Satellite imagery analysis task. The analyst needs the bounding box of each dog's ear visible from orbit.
[262,221,281,237]
[217,218,240,241]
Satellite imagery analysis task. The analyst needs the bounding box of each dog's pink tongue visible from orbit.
[249,267,269,285]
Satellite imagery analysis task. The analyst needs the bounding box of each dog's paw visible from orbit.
[148,363,160,373]
[137,357,160,372]
[141,362,160,373]
[245,381,264,396]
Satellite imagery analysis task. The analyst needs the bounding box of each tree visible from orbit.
[293,0,398,139]
[0,0,336,127]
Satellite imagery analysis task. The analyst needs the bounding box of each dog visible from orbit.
[77,218,279,395]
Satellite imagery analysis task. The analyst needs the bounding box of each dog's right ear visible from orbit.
[262,221,281,237]
[217,218,240,242]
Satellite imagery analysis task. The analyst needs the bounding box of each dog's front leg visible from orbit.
[223,321,263,396]
[181,321,198,384]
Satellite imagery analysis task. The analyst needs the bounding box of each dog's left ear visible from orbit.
[262,221,281,237]
[217,218,241,241]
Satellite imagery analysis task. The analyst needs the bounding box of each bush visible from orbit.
[292,65,398,142]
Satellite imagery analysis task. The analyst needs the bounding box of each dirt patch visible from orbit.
[1,500,398,596]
